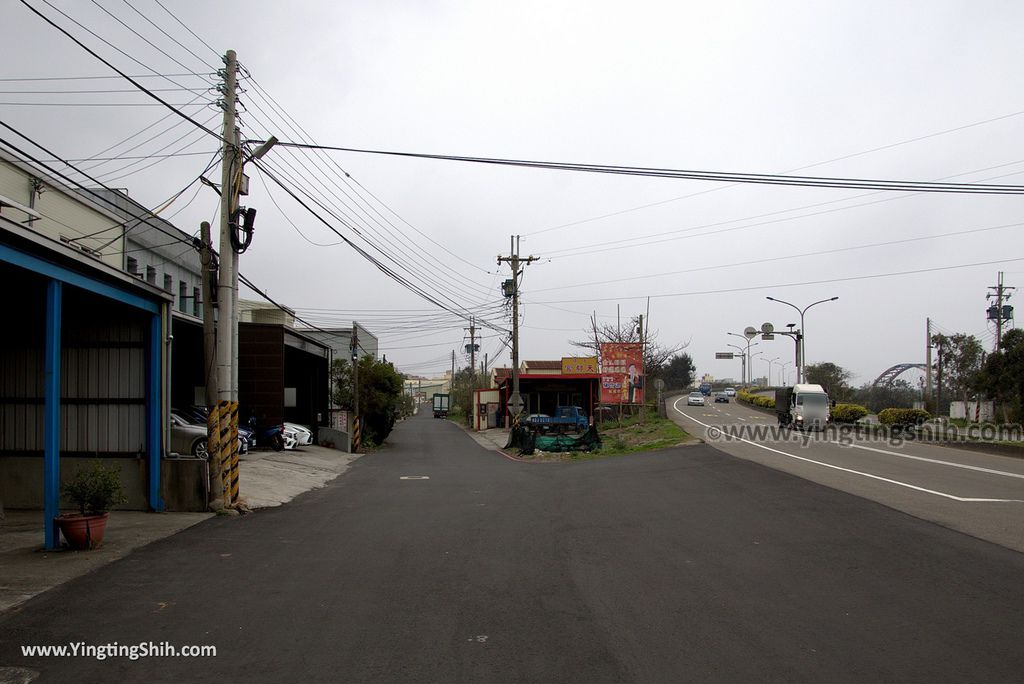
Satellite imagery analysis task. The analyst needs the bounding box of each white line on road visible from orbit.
[672,398,1023,504]
[846,443,1024,480]
[400,476,430,480]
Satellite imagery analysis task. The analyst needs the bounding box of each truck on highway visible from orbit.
[699,382,713,396]
[523,406,589,434]
[775,383,833,430]
[432,393,450,419]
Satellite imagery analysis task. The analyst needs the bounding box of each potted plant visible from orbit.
[55,461,127,550]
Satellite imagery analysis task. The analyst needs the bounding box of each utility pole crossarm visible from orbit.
[497,235,539,421]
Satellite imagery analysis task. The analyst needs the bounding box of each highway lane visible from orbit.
[671,395,1024,552]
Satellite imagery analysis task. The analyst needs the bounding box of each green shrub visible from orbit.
[63,461,127,515]
[832,403,869,424]
[738,390,775,409]
[878,408,931,427]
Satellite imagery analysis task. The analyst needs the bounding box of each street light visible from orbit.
[766,296,839,383]
[779,361,792,386]
[750,351,765,386]
[764,356,779,387]
[725,343,748,385]
[727,333,759,386]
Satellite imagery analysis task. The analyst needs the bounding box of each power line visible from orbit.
[266,141,1024,195]
[20,0,221,139]
[531,257,1024,305]
[526,109,1024,236]
[528,220,1024,294]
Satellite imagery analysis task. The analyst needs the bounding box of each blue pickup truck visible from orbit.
[523,406,590,434]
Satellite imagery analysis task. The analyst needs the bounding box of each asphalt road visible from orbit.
[3,409,1024,682]
[671,394,1024,552]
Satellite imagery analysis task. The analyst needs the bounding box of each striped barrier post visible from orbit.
[228,401,239,504]
[352,415,360,453]
[217,401,232,508]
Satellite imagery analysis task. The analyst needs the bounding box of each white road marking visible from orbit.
[400,476,430,480]
[672,398,1023,503]
[736,417,747,422]
[845,443,1024,480]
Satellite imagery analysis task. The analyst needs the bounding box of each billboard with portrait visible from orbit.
[599,343,644,404]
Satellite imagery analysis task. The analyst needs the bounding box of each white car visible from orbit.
[724,387,737,397]
[686,392,706,407]
[284,423,312,447]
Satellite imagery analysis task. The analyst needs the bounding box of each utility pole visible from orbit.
[451,350,455,387]
[466,317,477,386]
[497,235,539,421]
[351,323,360,452]
[987,271,1015,351]
[214,49,240,507]
[199,221,223,507]
[926,318,933,413]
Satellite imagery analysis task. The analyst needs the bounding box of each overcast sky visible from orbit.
[5,1,1024,386]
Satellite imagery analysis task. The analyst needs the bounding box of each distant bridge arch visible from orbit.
[872,363,928,389]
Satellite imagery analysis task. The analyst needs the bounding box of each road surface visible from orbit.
[2,409,1023,682]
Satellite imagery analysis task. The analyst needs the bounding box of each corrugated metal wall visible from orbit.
[0,266,148,456]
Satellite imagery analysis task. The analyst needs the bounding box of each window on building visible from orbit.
[178,281,188,312]
[146,265,156,284]
[163,274,173,292]
[126,256,139,276]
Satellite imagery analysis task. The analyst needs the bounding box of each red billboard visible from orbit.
[600,343,644,404]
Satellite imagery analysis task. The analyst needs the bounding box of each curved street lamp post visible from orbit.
[766,296,839,383]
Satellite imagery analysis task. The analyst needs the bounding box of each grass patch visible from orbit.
[584,410,692,458]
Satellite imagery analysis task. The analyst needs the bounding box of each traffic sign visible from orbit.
[509,393,525,416]
[761,322,774,334]
[715,352,735,359]
[744,326,758,339]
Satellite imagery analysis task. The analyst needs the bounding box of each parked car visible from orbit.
[175,406,255,451]
[686,392,706,407]
[284,422,313,446]
[171,410,248,456]
[714,393,730,403]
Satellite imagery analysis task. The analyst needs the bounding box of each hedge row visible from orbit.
[832,403,869,424]
[878,408,931,426]
[738,390,775,409]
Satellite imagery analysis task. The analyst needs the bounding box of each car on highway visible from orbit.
[686,392,706,407]
[723,387,736,397]
[714,393,730,403]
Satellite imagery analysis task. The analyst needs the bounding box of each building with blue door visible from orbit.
[0,151,175,550]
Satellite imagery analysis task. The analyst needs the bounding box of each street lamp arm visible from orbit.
[802,296,840,315]
[766,296,801,317]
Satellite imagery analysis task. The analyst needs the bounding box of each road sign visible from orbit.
[761,333,775,340]
[509,393,525,416]
[654,378,666,390]
[761,322,774,334]
[744,326,758,339]
[715,352,735,359]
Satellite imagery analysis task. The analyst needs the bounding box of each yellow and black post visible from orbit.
[217,400,232,508]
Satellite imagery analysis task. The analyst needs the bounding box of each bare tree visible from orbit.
[571,313,689,377]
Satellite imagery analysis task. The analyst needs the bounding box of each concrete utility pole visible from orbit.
[351,323,360,417]
[216,49,239,404]
[987,271,1015,351]
[466,317,477,385]
[926,317,933,413]
[497,235,539,420]
[200,221,223,506]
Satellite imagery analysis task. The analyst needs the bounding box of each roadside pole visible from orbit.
[498,235,538,423]
[199,222,224,508]
[351,323,360,452]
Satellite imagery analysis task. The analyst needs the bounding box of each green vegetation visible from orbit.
[832,403,869,424]
[738,389,775,409]
[332,357,412,446]
[517,409,692,461]
[63,461,127,515]
[878,408,931,427]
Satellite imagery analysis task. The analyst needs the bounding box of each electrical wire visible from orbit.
[20,0,222,140]
[530,257,1024,305]
[267,141,1024,195]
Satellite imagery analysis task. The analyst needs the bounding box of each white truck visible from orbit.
[775,383,833,430]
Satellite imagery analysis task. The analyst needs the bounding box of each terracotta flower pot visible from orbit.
[55,512,110,550]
